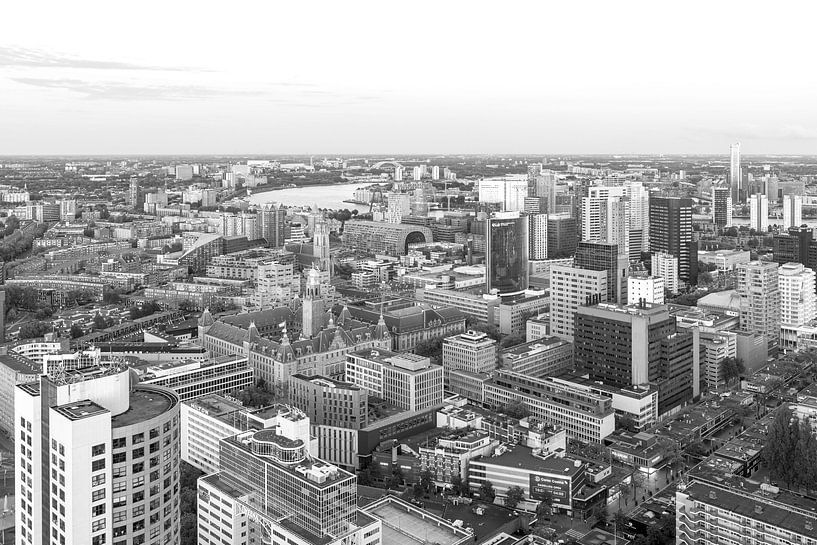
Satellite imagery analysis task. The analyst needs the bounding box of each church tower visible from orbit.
[302,268,324,338]
[313,218,332,274]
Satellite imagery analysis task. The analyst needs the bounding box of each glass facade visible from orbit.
[486,215,529,295]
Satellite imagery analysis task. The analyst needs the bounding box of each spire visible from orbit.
[338,304,352,325]
[374,312,389,340]
[198,307,214,327]
[245,320,259,343]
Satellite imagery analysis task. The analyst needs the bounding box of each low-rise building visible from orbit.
[499,336,573,378]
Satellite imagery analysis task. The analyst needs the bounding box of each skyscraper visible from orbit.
[258,202,286,247]
[649,197,697,285]
[730,142,742,203]
[549,265,607,342]
[547,215,577,258]
[486,212,529,295]
[574,241,628,304]
[129,177,141,209]
[528,213,548,260]
[712,187,733,228]
[737,261,779,341]
[783,194,803,229]
[778,262,816,350]
[652,252,680,294]
[16,367,181,545]
[749,193,768,232]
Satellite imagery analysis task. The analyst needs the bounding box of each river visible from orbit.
[247,182,371,213]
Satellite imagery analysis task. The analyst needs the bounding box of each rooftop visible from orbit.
[111,386,178,428]
[501,336,569,358]
[53,400,109,421]
[474,445,584,476]
[362,496,472,545]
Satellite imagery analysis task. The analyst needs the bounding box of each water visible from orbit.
[248,182,372,213]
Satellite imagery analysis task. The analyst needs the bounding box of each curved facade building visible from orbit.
[342,220,433,255]
[486,212,529,295]
[15,367,181,545]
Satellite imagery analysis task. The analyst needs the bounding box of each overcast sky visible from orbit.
[2,1,816,156]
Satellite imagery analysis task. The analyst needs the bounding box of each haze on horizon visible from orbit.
[2,0,816,156]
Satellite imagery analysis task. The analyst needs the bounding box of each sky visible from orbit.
[2,1,817,156]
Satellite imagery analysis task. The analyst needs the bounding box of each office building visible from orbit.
[737,261,780,341]
[676,467,817,545]
[200,428,382,545]
[778,262,817,350]
[129,177,141,208]
[0,354,39,434]
[441,331,497,386]
[627,273,665,305]
[700,331,738,389]
[486,212,529,295]
[652,252,680,295]
[483,371,616,442]
[749,193,768,232]
[697,249,751,272]
[783,194,803,230]
[581,190,628,255]
[499,336,573,378]
[555,373,659,431]
[550,265,607,342]
[16,367,180,545]
[574,302,696,415]
[773,226,816,271]
[289,374,368,431]
[547,215,577,258]
[175,164,194,181]
[574,241,628,304]
[528,167,558,213]
[258,203,286,247]
[528,212,548,260]
[478,177,528,211]
[345,349,443,412]
[712,186,733,228]
[649,197,697,285]
[730,142,742,202]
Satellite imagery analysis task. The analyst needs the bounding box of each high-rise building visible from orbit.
[16,367,181,545]
[652,252,680,294]
[627,273,665,305]
[649,197,697,285]
[175,164,194,181]
[625,181,650,256]
[486,212,529,295]
[574,302,696,415]
[478,177,529,211]
[712,187,733,228]
[730,142,742,203]
[302,267,325,338]
[737,261,780,341]
[258,202,286,247]
[749,193,768,232]
[547,215,577,258]
[581,186,628,256]
[574,241,628,304]
[128,178,141,209]
[778,262,817,350]
[528,168,558,213]
[431,165,440,180]
[441,330,497,386]
[528,213,548,260]
[773,226,815,270]
[783,194,803,229]
[549,265,607,342]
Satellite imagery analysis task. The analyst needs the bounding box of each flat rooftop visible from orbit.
[501,336,568,357]
[474,445,583,476]
[111,386,178,428]
[363,496,471,545]
[53,400,109,421]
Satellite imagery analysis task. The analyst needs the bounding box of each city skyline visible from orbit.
[2,2,817,155]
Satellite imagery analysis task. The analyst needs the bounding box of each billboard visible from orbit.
[530,473,571,504]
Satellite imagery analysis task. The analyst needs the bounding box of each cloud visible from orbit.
[0,45,197,71]
[8,77,384,106]
[689,123,817,142]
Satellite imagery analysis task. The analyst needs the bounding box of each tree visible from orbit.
[631,466,646,501]
[69,324,84,339]
[721,357,746,384]
[618,415,638,433]
[503,398,530,419]
[450,474,467,496]
[478,480,496,502]
[698,271,713,285]
[93,313,109,330]
[614,511,629,535]
[412,482,425,499]
[499,333,526,349]
[414,337,444,365]
[535,491,553,517]
[762,405,800,489]
[505,485,524,509]
[19,321,48,340]
[420,469,434,494]
[596,505,610,526]
[796,418,817,493]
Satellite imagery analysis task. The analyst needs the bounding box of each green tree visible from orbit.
[93,313,108,330]
[450,474,467,496]
[535,491,553,517]
[478,480,496,502]
[499,333,526,349]
[414,337,444,365]
[19,321,48,339]
[721,357,746,384]
[412,482,425,499]
[762,405,800,489]
[420,469,434,494]
[503,398,530,419]
[504,485,524,509]
[69,324,84,339]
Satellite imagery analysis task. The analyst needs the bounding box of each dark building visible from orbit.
[547,215,577,258]
[773,226,814,268]
[573,302,695,416]
[486,213,529,295]
[574,241,627,304]
[649,197,698,285]
[288,374,368,429]
[258,202,286,247]
[712,187,732,228]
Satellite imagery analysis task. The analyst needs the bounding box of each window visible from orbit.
[112,510,127,523]
[132,505,145,517]
[149,428,159,439]
[92,444,105,457]
[113,526,127,538]
[112,438,127,449]
[132,491,144,503]
[132,462,144,473]
[133,520,145,532]
[112,467,127,478]
[92,505,106,517]
[92,534,106,545]
[133,448,144,459]
[113,481,127,493]
[92,489,105,502]
[132,476,145,488]
[58,445,64,456]
[113,496,127,508]
[112,453,126,464]
[91,459,105,472]
[150,442,160,454]
[92,520,106,532]
[132,433,144,444]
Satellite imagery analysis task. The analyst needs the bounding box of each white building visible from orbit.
[730,142,741,200]
[478,177,528,211]
[737,260,779,340]
[550,266,608,342]
[652,252,680,294]
[528,213,548,260]
[779,262,817,350]
[783,194,803,229]
[176,164,194,181]
[345,349,443,412]
[15,367,180,545]
[441,330,497,386]
[749,193,768,232]
[627,274,665,305]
